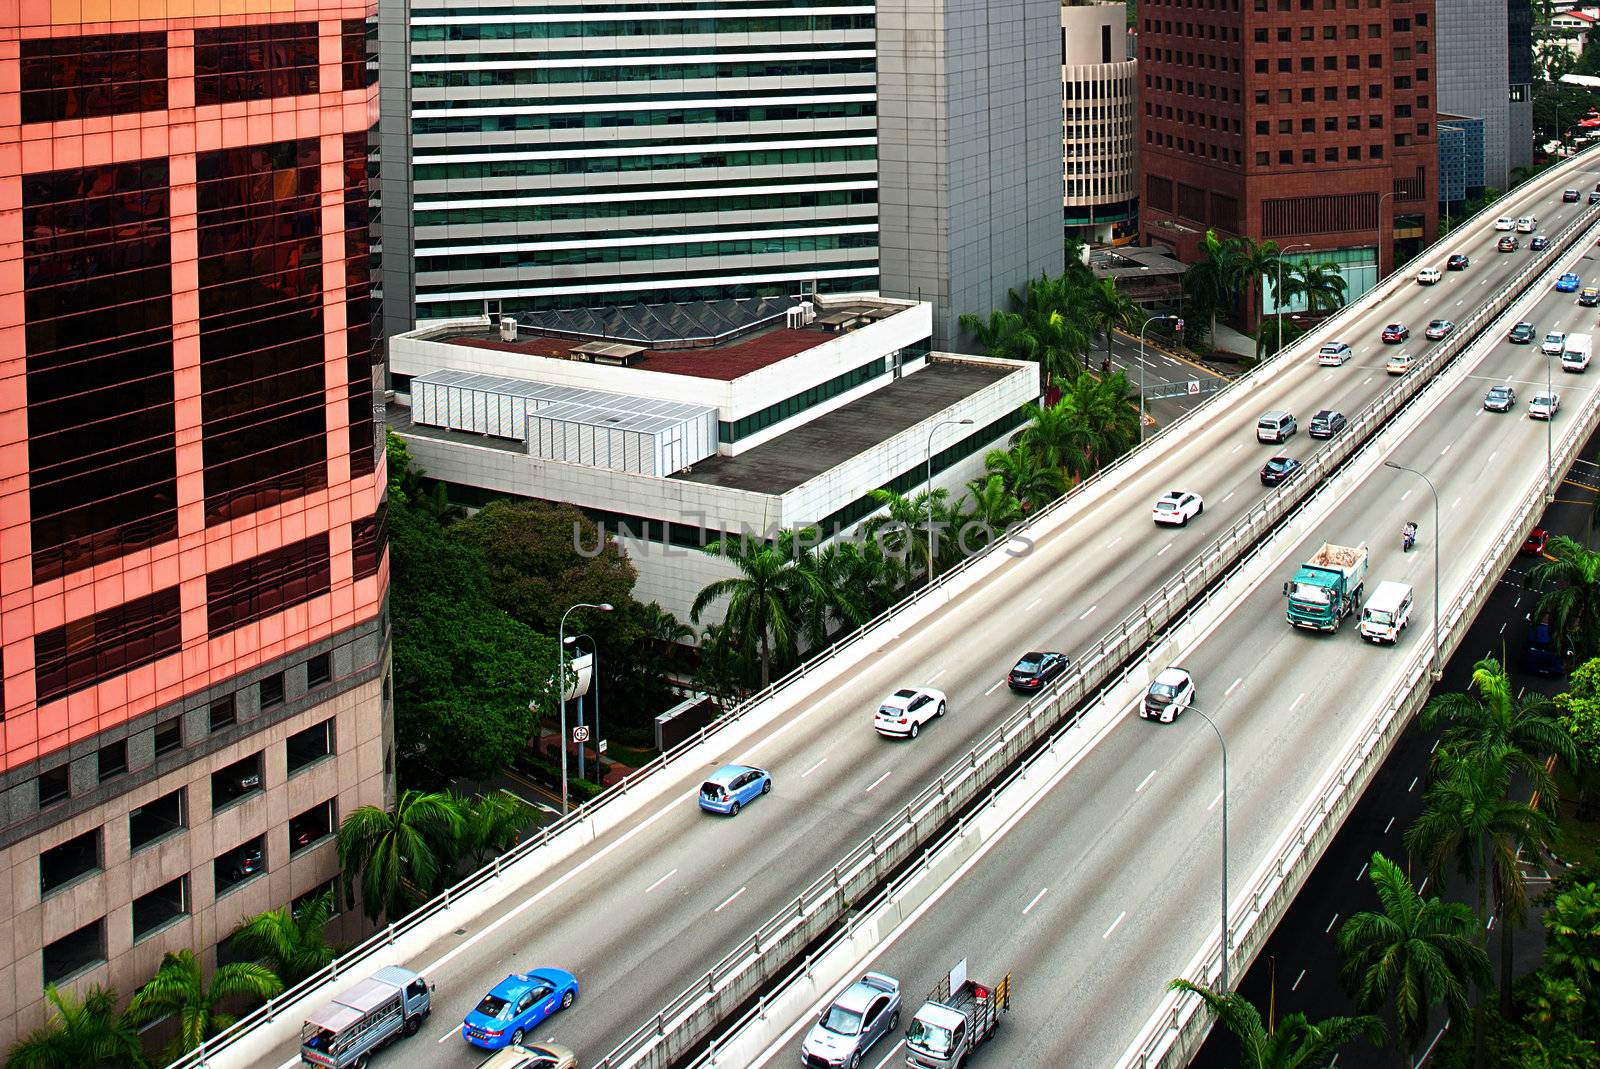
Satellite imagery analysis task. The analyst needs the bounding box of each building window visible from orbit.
[97,740,127,782]
[20,32,168,124]
[193,23,318,105]
[206,534,332,638]
[307,652,332,689]
[286,719,334,775]
[210,695,237,733]
[214,836,267,895]
[294,878,339,918]
[43,919,105,986]
[130,788,186,851]
[212,754,263,811]
[34,587,182,704]
[154,717,183,756]
[290,800,335,855]
[132,876,189,940]
[352,503,388,582]
[39,766,70,808]
[261,672,286,710]
[40,830,101,895]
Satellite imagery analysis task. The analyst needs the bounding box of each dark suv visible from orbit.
[1309,409,1348,439]
[1508,322,1536,344]
[1007,651,1069,692]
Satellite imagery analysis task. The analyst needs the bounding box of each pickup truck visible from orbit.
[1284,542,1369,631]
[905,962,1011,1068]
[301,966,433,1068]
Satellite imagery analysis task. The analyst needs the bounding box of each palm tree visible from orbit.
[1084,277,1140,369]
[1285,260,1348,316]
[1529,534,1600,661]
[1404,749,1559,1015]
[692,530,828,687]
[336,789,465,922]
[1015,396,1092,476]
[637,601,692,647]
[229,890,338,986]
[1167,979,1385,1068]
[1182,229,1243,346]
[816,539,903,629]
[1232,237,1284,359]
[455,790,536,868]
[863,488,945,581]
[691,620,754,704]
[1054,369,1140,474]
[964,473,1025,545]
[983,446,1065,513]
[1542,879,1600,996]
[958,309,1027,359]
[6,984,145,1069]
[1335,852,1490,1065]
[125,949,281,1061]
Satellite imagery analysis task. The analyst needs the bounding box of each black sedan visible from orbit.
[1008,651,1070,692]
[1483,384,1517,412]
[1308,409,1347,438]
[1259,456,1303,486]
[1508,321,1536,344]
[1447,254,1470,270]
[1532,235,1551,251]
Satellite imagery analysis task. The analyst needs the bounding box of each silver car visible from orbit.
[800,973,901,1068]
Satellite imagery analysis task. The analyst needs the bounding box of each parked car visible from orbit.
[461,971,579,1051]
[873,686,947,738]
[1308,409,1347,439]
[1557,272,1582,292]
[1317,341,1353,365]
[1007,652,1070,693]
[1530,392,1562,420]
[1494,216,1515,230]
[1381,323,1410,343]
[1152,490,1204,526]
[799,973,902,1069]
[1384,351,1416,375]
[1523,527,1551,557]
[1141,667,1195,723]
[225,846,265,882]
[1447,254,1470,270]
[1497,235,1519,252]
[1259,456,1303,486]
[1483,384,1517,412]
[1415,266,1441,285]
[1565,189,1581,202]
[1532,235,1552,251]
[1508,322,1536,344]
[698,764,772,815]
[1544,331,1568,355]
[1424,319,1455,340]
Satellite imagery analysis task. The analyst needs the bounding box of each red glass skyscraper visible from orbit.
[0,1,390,1044]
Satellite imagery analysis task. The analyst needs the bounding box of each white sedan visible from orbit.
[1493,217,1514,231]
[873,686,947,739]
[1152,490,1204,527]
[1415,266,1441,285]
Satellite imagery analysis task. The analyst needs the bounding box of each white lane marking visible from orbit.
[865,770,893,793]
[1456,299,1465,306]
[714,886,747,913]
[1078,604,1098,620]
[1452,495,1462,509]
[1384,816,1396,834]
[1107,536,1123,549]
[1103,911,1127,939]
[870,1041,907,1069]
[1326,913,1340,933]
[926,668,946,685]
[1362,376,1373,385]
[1135,769,1157,793]
[802,758,827,778]
[1208,790,1224,812]
[1230,442,1243,454]
[1357,861,1370,882]
[1401,488,1412,501]
[1023,887,1049,915]
[1225,676,1242,697]
[1221,491,1235,504]
[1158,541,1174,557]
[437,1025,457,1043]
[645,868,678,893]
[1026,596,1042,611]
[1290,692,1306,711]
[985,678,1006,695]
[1441,443,1452,456]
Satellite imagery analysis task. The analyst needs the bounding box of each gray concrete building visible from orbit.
[1438,0,1534,190]
[876,0,1066,351]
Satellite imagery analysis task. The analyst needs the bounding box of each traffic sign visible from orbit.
[598,739,608,754]
[1188,379,1200,395]
[572,725,591,743]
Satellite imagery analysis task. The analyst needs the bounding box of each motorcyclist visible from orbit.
[1402,521,1418,550]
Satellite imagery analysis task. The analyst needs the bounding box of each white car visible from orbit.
[1543,331,1568,356]
[1152,490,1203,526]
[872,686,946,739]
[1317,341,1353,366]
[1415,266,1441,285]
[1384,351,1416,375]
[1516,216,1538,233]
[1141,667,1195,723]
[1494,217,1514,231]
[1530,392,1562,420]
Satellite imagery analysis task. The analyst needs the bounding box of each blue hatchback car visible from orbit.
[461,969,579,1050]
[697,763,772,815]
[1557,272,1582,292]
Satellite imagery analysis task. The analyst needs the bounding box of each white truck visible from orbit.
[1562,331,1592,372]
[905,961,1011,1069]
[1359,580,1414,644]
[301,966,433,1068]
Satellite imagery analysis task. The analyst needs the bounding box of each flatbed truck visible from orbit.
[905,961,1011,1068]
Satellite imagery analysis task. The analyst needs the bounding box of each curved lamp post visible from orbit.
[556,602,612,812]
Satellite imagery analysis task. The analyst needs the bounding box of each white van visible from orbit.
[1359,581,1414,645]
[1563,332,1593,373]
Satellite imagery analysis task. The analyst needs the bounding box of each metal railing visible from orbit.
[167,151,1600,1069]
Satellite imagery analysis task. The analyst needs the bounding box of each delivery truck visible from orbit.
[905,960,1011,1069]
[301,966,432,1068]
[1284,542,1369,631]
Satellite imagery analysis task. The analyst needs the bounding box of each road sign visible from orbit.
[572,725,591,743]
[1174,318,1185,333]
[598,739,608,754]
[1188,379,1200,395]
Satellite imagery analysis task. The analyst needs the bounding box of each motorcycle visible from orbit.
[1402,522,1418,553]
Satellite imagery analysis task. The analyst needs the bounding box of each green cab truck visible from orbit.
[1284,542,1369,631]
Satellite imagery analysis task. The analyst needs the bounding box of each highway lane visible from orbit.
[752,210,1600,1069]
[261,165,1600,1068]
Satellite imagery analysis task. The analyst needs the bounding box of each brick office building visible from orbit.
[0,2,391,1046]
[1137,0,1438,313]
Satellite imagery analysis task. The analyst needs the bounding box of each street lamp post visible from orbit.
[1137,314,1184,443]
[1545,350,1554,494]
[1189,704,1231,993]
[1383,462,1442,680]
[926,418,974,583]
[565,634,600,781]
[1376,190,1398,283]
[556,602,613,813]
[1277,243,1312,355]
